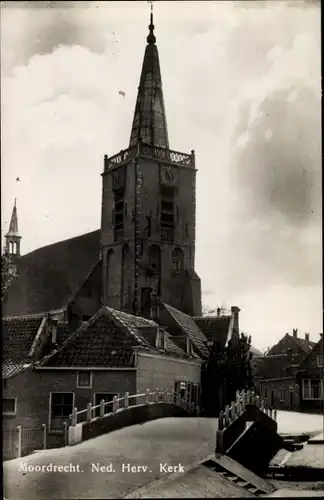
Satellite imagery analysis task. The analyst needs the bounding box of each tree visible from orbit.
[201,332,254,417]
[1,250,18,300]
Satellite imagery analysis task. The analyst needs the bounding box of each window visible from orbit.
[172,248,184,275]
[50,393,73,430]
[3,398,17,415]
[280,388,285,402]
[160,185,175,242]
[94,393,118,417]
[148,245,161,274]
[77,371,92,388]
[317,355,324,367]
[114,191,124,241]
[187,338,194,356]
[302,379,323,400]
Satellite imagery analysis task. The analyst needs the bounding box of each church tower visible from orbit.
[101,12,202,316]
[5,198,21,257]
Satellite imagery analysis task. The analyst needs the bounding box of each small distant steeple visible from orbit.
[5,198,22,256]
[129,5,169,149]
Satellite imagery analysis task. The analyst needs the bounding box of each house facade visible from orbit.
[295,337,324,414]
[252,329,316,411]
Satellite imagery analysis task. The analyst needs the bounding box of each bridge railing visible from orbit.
[217,389,277,432]
[69,388,194,428]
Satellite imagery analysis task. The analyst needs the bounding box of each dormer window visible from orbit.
[156,329,166,349]
[187,337,194,356]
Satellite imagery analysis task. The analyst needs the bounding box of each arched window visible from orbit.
[148,244,161,274]
[172,247,184,275]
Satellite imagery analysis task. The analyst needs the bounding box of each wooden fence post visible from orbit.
[42,424,47,450]
[86,402,92,422]
[145,389,150,404]
[100,399,105,417]
[224,405,230,427]
[230,402,235,421]
[218,411,224,430]
[124,392,129,409]
[71,407,77,427]
[155,388,159,402]
[112,395,118,413]
[16,426,22,458]
[63,422,68,446]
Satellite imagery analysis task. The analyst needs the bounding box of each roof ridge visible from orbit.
[3,313,47,320]
[193,315,231,320]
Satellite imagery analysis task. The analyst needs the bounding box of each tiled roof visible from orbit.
[111,309,188,358]
[268,333,316,356]
[3,230,101,316]
[41,308,142,368]
[2,314,45,379]
[57,322,70,344]
[299,337,324,371]
[250,345,264,357]
[40,307,190,368]
[193,315,231,347]
[252,353,302,380]
[293,336,316,352]
[161,302,209,358]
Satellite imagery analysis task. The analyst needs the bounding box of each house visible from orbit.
[252,329,317,411]
[3,307,203,454]
[295,336,324,414]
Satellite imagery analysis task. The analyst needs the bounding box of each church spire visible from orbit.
[5,198,21,256]
[129,7,169,149]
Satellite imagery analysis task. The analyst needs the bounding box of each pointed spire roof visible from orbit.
[129,10,169,149]
[6,198,20,237]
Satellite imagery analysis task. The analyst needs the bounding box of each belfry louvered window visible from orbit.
[160,185,175,242]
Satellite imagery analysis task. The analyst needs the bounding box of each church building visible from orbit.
[3,13,202,325]
[3,13,239,456]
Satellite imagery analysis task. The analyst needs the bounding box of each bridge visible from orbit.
[4,390,323,500]
[68,388,197,446]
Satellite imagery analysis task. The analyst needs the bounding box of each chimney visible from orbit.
[293,328,298,338]
[305,333,310,341]
[231,306,240,335]
[48,318,58,345]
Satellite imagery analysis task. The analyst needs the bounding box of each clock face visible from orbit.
[160,165,177,185]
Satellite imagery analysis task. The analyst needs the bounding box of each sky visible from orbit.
[1,0,322,351]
